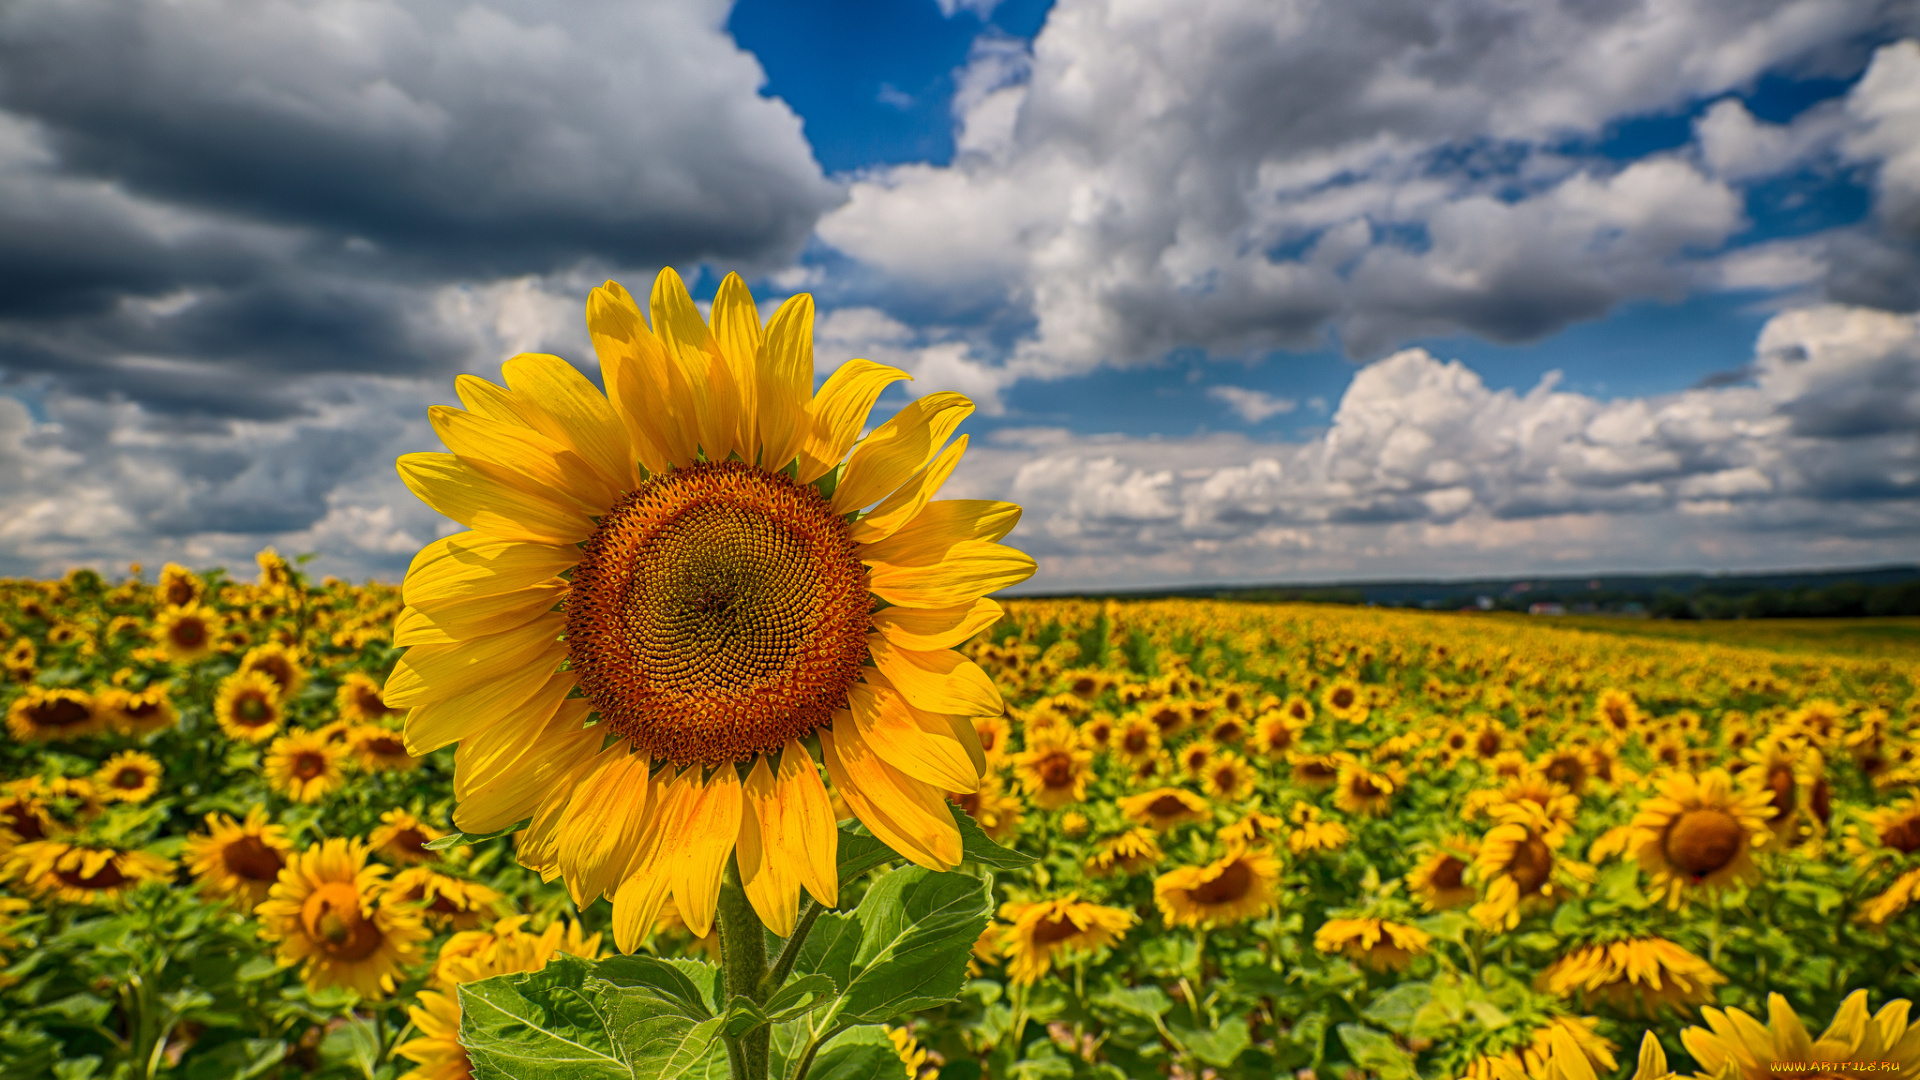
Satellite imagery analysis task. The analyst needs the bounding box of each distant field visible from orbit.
[1512,612,1920,660]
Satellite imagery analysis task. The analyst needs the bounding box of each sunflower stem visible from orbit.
[763,897,826,998]
[719,859,771,1080]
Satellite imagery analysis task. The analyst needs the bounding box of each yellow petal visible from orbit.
[869,597,1003,651]
[557,751,654,906]
[865,640,1004,717]
[393,580,566,644]
[868,540,1036,609]
[429,405,622,512]
[777,740,840,908]
[456,372,532,426]
[820,715,961,871]
[651,268,737,463]
[515,740,625,877]
[611,865,674,955]
[403,533,578,607]
[452,698,599,831]
[832,391,973,513]
[710,272,764,463]
[1631,1033,1668,1080]
[740,757,799,936]
[589,280,690,472]
[847,434,968,545]
[858,500,1022,567]
[797,359,911,483]
[756,293,814,473]
[501,353,639,493]
[385,617,565,710]
[848,677,981,792]
[397,452,594,544]
[403,656,572,756]
[670,765,743,939]
[1547,1027,1598,1080]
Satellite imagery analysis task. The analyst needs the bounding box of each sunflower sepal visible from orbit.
[421,817,531,852]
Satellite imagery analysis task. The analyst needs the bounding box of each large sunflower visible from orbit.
[255,838,429,999]
[1627,769,1775,907]
[995,895,1138,984]
[1539,936,1724,1015]
[1154,844,1282,929]
[391,270,1032,947]
[1681,990,1920,1080]
[185,807,294,911]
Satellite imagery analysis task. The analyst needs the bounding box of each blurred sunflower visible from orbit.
[1155,844,1281,929]
[1220,806,1287,847]
[1314,917,1432,972]
[1112,714,1162,768]
[1119,787,1210,830]
[239,641,307,699]
[1086,828,1162,877]
[5,686,103,742]
[1252,708,1305,758]
[887,1028,932,1079]
[1013,728,1093,810]
[336,671,400,725]
[996,895,1138,984]
[972,714,1011,767]
[1594,689,1641,742]
[1321,679,1366,723]
[102,685,178,737]
[1333,760,1398,817]
[93,750,163,803]
[349,724,419,772]
[1406,835,1479,911]
[256,837,429,999]
[1287,802,1351,855]
[215,670,285,743]
[153,604,220,664]
[264,730,349,803]
[1627,769,1775,908]
[386,866,501,931]
[8,840,173,905]
[1208,713,1247,745]
[1539,936,1724,1015]
[157,562,204,607]
[185,807,294,910]
[949,773,1023,843]
[1201,750,1255,801]
[1681,990,1920,1080]
[370,809,443,866]
[1289,752,1344,790]
[391,269,1032,946]
[1472,804,1585,930]
[1177,739,1218,778]
[1278,694,1314,726]
[1464,1017,1616,1080]
[1740,734,1827,843]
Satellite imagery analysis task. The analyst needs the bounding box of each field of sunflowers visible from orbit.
[2,553,1918,1080]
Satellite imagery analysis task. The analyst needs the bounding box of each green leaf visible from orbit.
[764,973,837,1022]
[460,955,631,1080]
[795,910,863,990]
[838,866,994,1024]
[1361,981,1432,1035]
[424,818,532,851]
[1336,1024,1418,1080]
[834,824,897,886]
[1169,1020,1250,1068]
[807,1026,901,1080]
[953,808,1037,869]
[590,956,714,1019]
[1091,985,1173,1022]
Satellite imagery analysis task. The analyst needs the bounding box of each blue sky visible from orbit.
[0,0,1916,589]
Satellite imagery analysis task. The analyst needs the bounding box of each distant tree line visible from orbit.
[1651,579,1920,620]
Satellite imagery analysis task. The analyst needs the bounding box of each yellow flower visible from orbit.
[5,686,103,742]
[887,1026,931,1079]
[1012,728,1093,810]
[1220,806,1288,848]
[101,685,179,737]
[1154,844,1282,929]
[972,714,1011,767]
[1321,679,1367,723]
[1860,867,1920,926]
[1406,835,1479,912]
[6,840,174,904]
[94,750,163,803]
[1252,707,1305,758]
[370,809,444,866]
[398,915,601,1080]
[1741,734,1828,843]
[157,563,204,607]
[336,672,401,725]
[185,807,294,911]
[1594,689,1641,741]
[1627,769,1775,907]
[215,670,285,743]
[1471,804,1582,931]
[153,603,219,664]
[1313,917,1431,972]
[1288,752,1344,789]
[1464,1017,1617,1080]
[1200,750,1255,801]
[1681,990,1920,1080]
[1086,828,1163,877]
[1287,802,1351,855]
[391,270,1031,947]
[1539,936,1724,1015]
[948,772,1023,843]
[1333,760,1398,817]
[255,838,429,999]
[385,866,501,931]
[264,730,350,803]
[349,724,420,772]
[1118,787,1210,830]
[239,641,308,699]
[997,894,1138,984]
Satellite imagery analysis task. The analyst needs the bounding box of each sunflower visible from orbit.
[1289,752,1344,790]
[1539,936,1725,1015]
[1277,694,1314,727]
[1740,735,1826,843]
[215,670,285,743]
[1321,679,1367,723]
[1208,713,1248,745]
[949,772,1023,843]
[1626,769,1775,907]
[1287,802,1352,854]
[390,270,1030,947]
[1334,760,1398,817]
[185,807,294,910]
[264,730,350,803]
[5,686,103,741]
[1177,739,1218,778]
[7,840,174,904]
[370,809,444,866]
[1118,787,1210,830]
[997,895,1138,984]
[1314,918,1432,972]
[1221,806,1288,848]
[1464,1017,1617,1080]
[1847,793,1920,874]
[972,714,1011,766]
[239,641,307,699]
[157,562,203,607]
[1860,868,1920,926]
[1012,728,1093,810]
[1252,707,1305,758]
[398,916,602,1080]
[888,1027,932,1079]
[256,837,429,999]
[0,781,55,852]
[336,672,401,725]
[349,724,420,772]
[153,603,220,664]
[1471,804,1584,931]
[1112,714,1162,767]
[1594,690,1641,741]
[1154,844,1282,929]
[1202,750,1255,801]
[1144,701,1189,739]
[1681,990,1920,1080]
[1406,835,1479,911]
[1086,828,1163,877]
[386,866,501,931]
[102,685,179,737]
[94,750,163,803]
[1078,714,1117,753]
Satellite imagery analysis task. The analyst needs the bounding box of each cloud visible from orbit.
[939,303,1920,590]
[817,0,1912,378]
[1207,385,1297,423]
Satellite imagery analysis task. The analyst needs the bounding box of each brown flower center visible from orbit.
[1037,753,1075,789]
[1765,766,1795,817]
[566,461,870,766]
[1145,794,1193,820]
[1881,812,1920,854]
[30,697,91,730]
[223,836,286,882]
[1330,688,1355,710]
[1507,837,1553,894]
[302,883,384,961]
[1030,914,1084,946]
[365,736,407,758]
[1123,729,1151,753]
[235,693,271,724]
[113,768,146,790]
[291,752,327,781]
[1430,854,1466,890]
[1348,776,1383,798]
[1664,809,1744,878]
[57,855,130,891]
[1191,858,1254,904]
[1149,706,1182,732]
[2,801,46,841]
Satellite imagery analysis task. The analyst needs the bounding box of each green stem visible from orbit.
[763,898,827,998]
[719,861,770,1080]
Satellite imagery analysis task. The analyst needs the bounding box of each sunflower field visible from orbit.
[3,553,1919,1080]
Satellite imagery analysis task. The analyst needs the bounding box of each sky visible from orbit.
[1,0,1918,592]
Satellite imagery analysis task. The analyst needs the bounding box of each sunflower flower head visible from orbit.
[1154,843,1282,929]
[1539,936,1725,1016]
[185,807,294,911]
[1627,768,1776,908]
[255,837,429,999]
[996,894,1138,984]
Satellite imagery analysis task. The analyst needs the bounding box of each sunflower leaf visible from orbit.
[805,1025,902,1080]
[424,817,532,851]
[764,972,838,1022]
[1335,1023,1418,1080]
[833,824,897,886]
[459,955,631,1080]
[952,807,1037,869]
[836,865,993,1024]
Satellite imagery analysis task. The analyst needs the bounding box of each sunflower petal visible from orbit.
[611,865,674,956]
[740,757,799,936]
[516,741,625,878]
[453,698,598,831]
[669,765,743,939]
[832,392,973,513]
[865,640,1004,717]
[397,453,593,544]
[848,434,968,545]
[589,280,689,472]
[858,500,1022,567]
[430,405,622,512]
[848,677,981,792]
[798,360,911,483]
[820,716,961,870]
[385,617,564,711]
[394,580,566,644]
[501,353,639,493]
[710,272,764,463]
[557,752,654,906]
[652,268,737,463]
[404,533,578,607]
[777,740,840,908]
[869,597,1002,651]
[756,293,814,473]
[868,540,1036,609]
[403,654,571,756]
